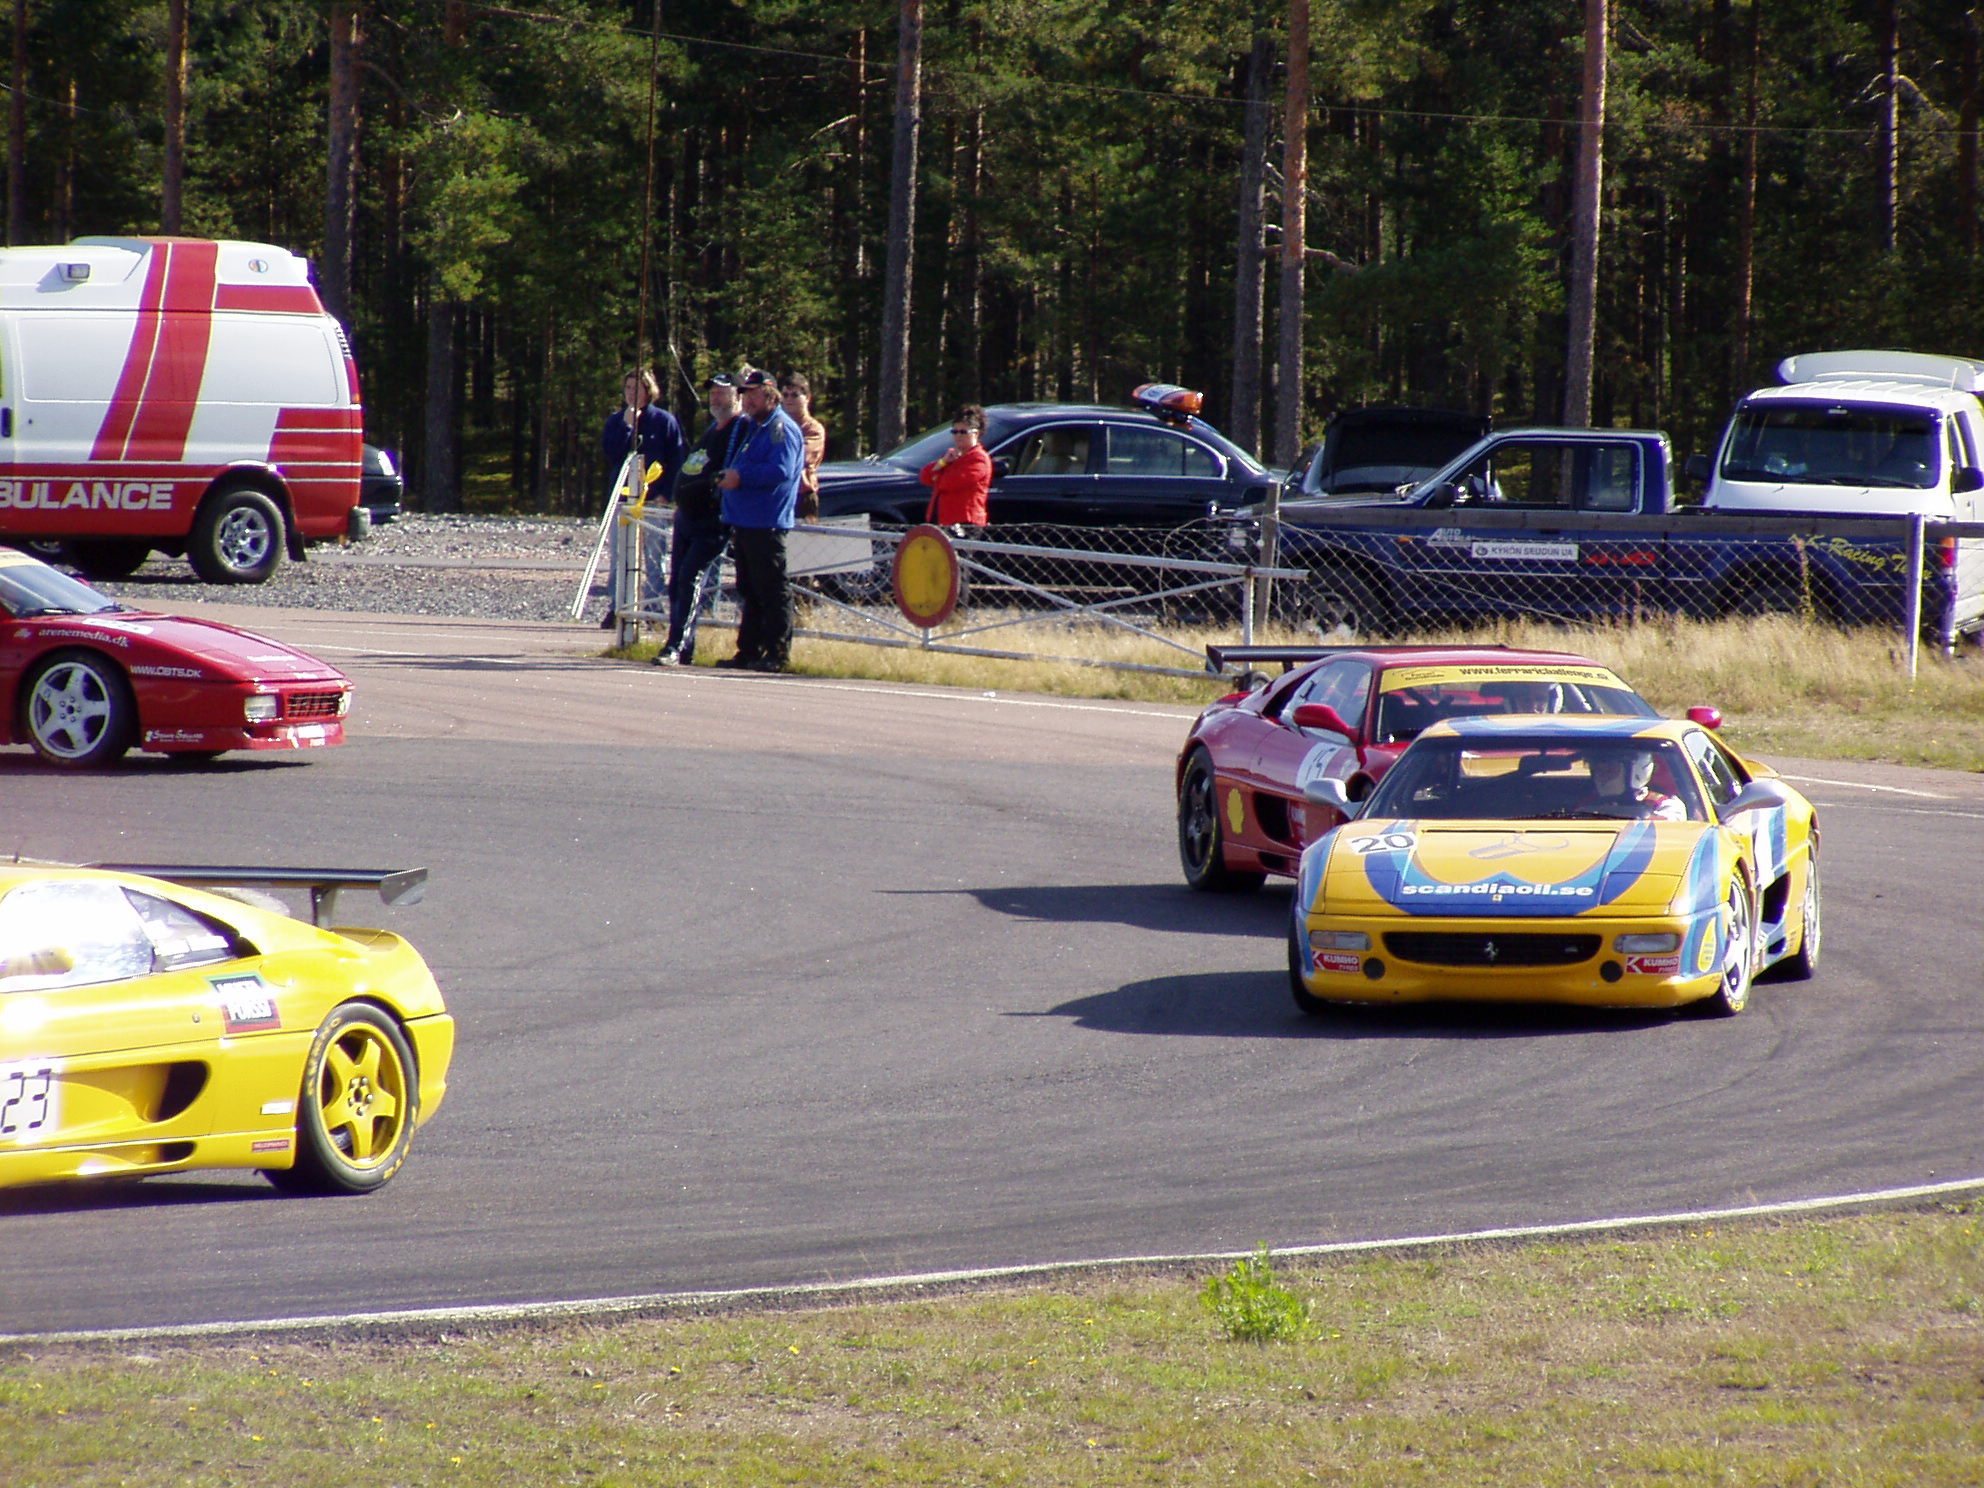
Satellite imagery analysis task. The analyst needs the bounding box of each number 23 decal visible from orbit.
[1,1060,59,1142]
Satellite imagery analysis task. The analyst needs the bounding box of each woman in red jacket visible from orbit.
[921,405,992,530]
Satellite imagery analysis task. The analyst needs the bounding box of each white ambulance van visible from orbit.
[0,237,363,584]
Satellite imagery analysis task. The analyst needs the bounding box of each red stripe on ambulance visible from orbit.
[89,240,221,464]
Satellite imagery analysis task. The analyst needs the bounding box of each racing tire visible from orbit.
[267,1002,420,1196]
[1288,924,1337,1018]
[21,650,137,767]
[1700,876,1757,1017]
[1297,567,1382,638]
[189,486,285,584]
[1775,847,1822,982]
[59,538,152,579]
[1178,747,1264,893]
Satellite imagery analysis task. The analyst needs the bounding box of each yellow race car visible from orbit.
[0,863,453,1194]
[1290,716,1820,1016]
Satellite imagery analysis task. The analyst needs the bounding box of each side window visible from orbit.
[1006,425,1095,477]
[0,880,152,992]
[1288,661,1373,730]
[1685,731,1744,807]
[124,890,239,973]
[1578,444,1640,511]
[1107,426,1223,478]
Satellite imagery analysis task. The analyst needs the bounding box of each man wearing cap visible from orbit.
[717,367,805,671]
[654,373,740,666]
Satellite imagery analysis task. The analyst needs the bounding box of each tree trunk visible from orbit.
[1273,0,1309,469]
[8,0,28,244]
[323,1,361,328]
[1228,25,1272,457]
[1962,9,1981,259]
[1730,0,1761,395]
[876,0,922,453]
[1876,0,1898,255]
[424,289,458,512]
[162,0,186,233]
[1563,0,1607,428]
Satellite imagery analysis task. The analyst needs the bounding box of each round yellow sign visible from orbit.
[893,524,960,628]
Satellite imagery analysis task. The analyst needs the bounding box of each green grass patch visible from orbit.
[7,1206,1982,1485]
[614,607,1984,771]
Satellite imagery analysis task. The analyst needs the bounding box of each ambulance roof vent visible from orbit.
[58,262,90,282]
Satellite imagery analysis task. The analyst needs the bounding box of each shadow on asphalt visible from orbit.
[0,752,310,777]
[0,1174,284,1216]
[897,881,1295,940]
[1027,968,1679,1041]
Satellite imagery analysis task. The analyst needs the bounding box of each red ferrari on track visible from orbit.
[1177,644,1720,892]
[0,548,349,767]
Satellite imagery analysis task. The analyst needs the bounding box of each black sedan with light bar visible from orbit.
[815,384,1276,529]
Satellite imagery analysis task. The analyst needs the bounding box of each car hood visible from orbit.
[1307,817,1722,919]
[24,611,347,685]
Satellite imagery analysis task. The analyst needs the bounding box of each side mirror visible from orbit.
[1686,705,1723,731]
[1953,465,1984,495]
[989,457,1011,480]
[1719,777,1796,821]
[1683,453,1712,484]
[1291,702,1361,743]
[1302,776,1354,814]
[1420,482,1461,510]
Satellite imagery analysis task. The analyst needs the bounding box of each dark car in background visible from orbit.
[361,444,404,523]
[815,386,1277,530]
[1285,406,1490,508]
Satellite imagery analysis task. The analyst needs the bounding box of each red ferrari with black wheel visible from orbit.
[1175,643,1721,890]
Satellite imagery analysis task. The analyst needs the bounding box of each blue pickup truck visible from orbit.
[1263,426,1983,643]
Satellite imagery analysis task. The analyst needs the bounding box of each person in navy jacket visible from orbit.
[716,367,804,671]
[599,368,687,627]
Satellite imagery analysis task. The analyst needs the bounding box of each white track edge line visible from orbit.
[8,1174,1979,1347]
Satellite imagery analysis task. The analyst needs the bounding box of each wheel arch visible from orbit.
[199,465,301,560]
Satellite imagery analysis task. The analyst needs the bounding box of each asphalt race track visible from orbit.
[4,605,1983,1336]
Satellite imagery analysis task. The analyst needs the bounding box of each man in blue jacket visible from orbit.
[717,367,804,671]
[599,368,687,629]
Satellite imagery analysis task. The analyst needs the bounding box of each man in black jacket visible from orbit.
[653,373,740,665]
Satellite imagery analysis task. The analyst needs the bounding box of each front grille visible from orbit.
[1382,932,1601,968]
[286,690,345,720]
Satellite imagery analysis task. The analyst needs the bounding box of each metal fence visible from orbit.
[586,481,1984,679]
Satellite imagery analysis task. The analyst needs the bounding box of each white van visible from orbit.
[0,237,363,583]
[1700,350,1984,519]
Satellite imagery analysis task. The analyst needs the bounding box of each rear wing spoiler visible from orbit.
[1205,643,1512,675]
[90,864,427,928]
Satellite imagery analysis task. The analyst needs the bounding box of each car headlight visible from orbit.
[244,694,279,723]
[1614,932,1681,953]
[1309,930,1370,952]
[337,690,352,717]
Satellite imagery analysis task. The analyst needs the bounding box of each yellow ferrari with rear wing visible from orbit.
[0,863,452,1194]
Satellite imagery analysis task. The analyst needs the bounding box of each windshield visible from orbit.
[1720,402,1941,489]
[0,552,123,618]
[1371,672,1657,745]
[1362,735,1710,823]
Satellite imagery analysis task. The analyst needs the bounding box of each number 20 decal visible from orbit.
[0,1060,59,1142]
[1348,831,1415,856]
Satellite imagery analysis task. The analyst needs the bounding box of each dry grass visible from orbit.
[627,606,1984,771]
[7,1206,1981,1486]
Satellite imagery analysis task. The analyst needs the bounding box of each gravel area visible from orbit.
[92,514,615,622]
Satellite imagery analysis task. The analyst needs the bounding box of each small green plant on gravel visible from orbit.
[1201,1243,1311,1342]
